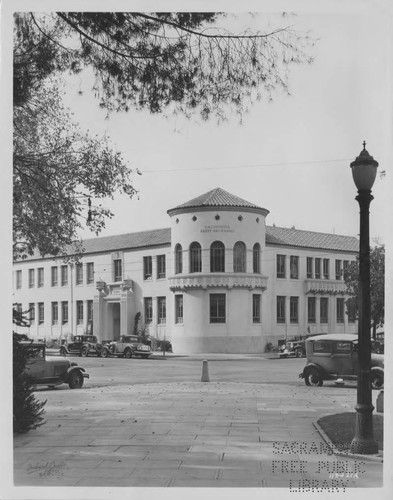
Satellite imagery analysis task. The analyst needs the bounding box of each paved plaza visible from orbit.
[13,379,383,490]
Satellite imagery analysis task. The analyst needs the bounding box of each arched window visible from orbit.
[210,241,225,272]
[233,241,246,272]
[175,244,183,274]
[189,242,202,273]
[253,243,261,274]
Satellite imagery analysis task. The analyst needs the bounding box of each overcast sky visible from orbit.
[54,2,392,246]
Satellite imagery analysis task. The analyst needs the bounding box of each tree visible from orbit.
[13,83,138,260]
[13,12,314,259]
[14,12,314,118]
[344,245,385,338]
[13,307,46,434]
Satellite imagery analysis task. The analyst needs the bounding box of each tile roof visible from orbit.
[167,187,266,212]
[266,226,358,252]
[18,225,358,262]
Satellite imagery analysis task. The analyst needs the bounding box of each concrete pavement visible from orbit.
[13,378,383,489]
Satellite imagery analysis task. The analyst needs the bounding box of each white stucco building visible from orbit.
[13,188,359,353]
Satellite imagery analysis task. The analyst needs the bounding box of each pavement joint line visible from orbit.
[312,421,384,463]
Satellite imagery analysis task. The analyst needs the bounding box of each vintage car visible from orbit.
[101,335,152,359]
[299,334,384,389]
[279,340,306,358]
[60,335,102,357]
[22,341,89,389]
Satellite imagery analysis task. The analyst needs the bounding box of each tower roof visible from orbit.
[167,187,269,216]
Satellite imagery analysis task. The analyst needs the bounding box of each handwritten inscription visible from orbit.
[27,460,65,478]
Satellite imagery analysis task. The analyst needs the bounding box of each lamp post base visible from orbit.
[350,404,379,454]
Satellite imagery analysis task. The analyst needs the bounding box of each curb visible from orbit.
[313,421,383,462]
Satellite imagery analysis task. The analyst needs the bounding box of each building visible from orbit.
[12,188,359,353]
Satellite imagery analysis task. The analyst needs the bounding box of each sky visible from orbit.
[46,1,393,246]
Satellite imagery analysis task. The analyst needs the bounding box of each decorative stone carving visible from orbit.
[304,279,347,295]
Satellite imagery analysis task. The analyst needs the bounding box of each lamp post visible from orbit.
[350,141,379,455]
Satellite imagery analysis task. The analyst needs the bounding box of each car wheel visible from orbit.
[60,347,67,357]
[68,371,84,389]
[295,348,303,358]
[305,369,323,387]
[101,348,109,358]
[80,346,89,357]
[370,372,384,390]
[123,348,132,359]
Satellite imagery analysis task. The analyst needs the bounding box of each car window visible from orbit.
[332,341,352,354]
[312,340,332,354]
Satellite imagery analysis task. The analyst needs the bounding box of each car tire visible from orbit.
[101,348,109,358]
[123,348,132,359]
[305,369,323,387]
[370,371,384,390]
[68,371,84,389]
[60,347,67,357]
[80,346,89,357]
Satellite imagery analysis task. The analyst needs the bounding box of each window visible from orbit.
[37,268,44,288]
[15,303,22,313]
[113,259,122,282]
[306,257,313,279]
[77,301,84,324]
[336,298,345,323]
[143,256,152,280]
[277,255,286,278]
[253,243,261,273]
[343,260,349,280]
[313,340,332,354]
[290,297,299,323]
[233,242,246,273]
[315,258,321,279]
[308,297,316,323]
[320,297,328,323]
[87,300,93,323]
[332,342,352,354]
[189,242,202,273]
[276,296,285,323]
[16,270,22,289]
[28,269,35,288]
[175,244,183,274]
[290,256,299,279]
[28,303,35,324]
[175,295,183,324]
[323,259,330,279]
[210,294,226,323]
[211,241,225,272]
[61,265,68,286]
[252,294,261,323]
[51,266,58,287]
[157,255,166,279]
[87,262,94,284]
[144,297,153,323]
[61,302,68,324]
[52,302,58,325]
[76,263,83,285]
[157,297,166,324]
[335,260,342,280]
[38,302,44,324]
[347,299,356,323]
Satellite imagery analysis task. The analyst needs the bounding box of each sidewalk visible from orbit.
[13,381,383,489]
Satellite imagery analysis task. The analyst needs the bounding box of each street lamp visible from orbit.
[350,141,379,454]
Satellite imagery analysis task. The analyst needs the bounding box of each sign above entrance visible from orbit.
[200,225,234,234]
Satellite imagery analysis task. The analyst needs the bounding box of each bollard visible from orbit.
[201,359,210,382]
[376,390,384,413]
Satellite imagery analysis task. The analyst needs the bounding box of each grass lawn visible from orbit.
[317,412,384,451]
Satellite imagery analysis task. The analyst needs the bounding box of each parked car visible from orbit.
[279,340,306,358]
[22,341,89,389]
[101,335,152,359]
[60,335,102,357]
[299,334,384,389]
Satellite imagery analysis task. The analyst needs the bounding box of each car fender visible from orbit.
[299,362,324,379]
[65,366,88,381]
[371,366,384,376]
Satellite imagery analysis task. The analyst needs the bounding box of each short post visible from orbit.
[201,360,210,382]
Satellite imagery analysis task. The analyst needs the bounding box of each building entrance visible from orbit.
[109,302,121,340]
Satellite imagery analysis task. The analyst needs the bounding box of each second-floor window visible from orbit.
[87,262,94,284]
[277,255,286,278]
[113,259,122,282]
[253,243,261,273]
[37,268,44,288]
[51,266,58,286]
[61,265,68,286]
[175,244,183,274]
[210,241,225,272]
[143,256,152,280]
[290,256,299,279]
[76,263,83,285]
[28,269,35,288]
[335,260,343,280]
[233,242,246,273]
[323,259,330,279]
[190,242,202,273]
[315,258,321,279]
[157,255,166,279]
[306,257,313,279]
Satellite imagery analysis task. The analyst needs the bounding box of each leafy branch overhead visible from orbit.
[13,12,315,260]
